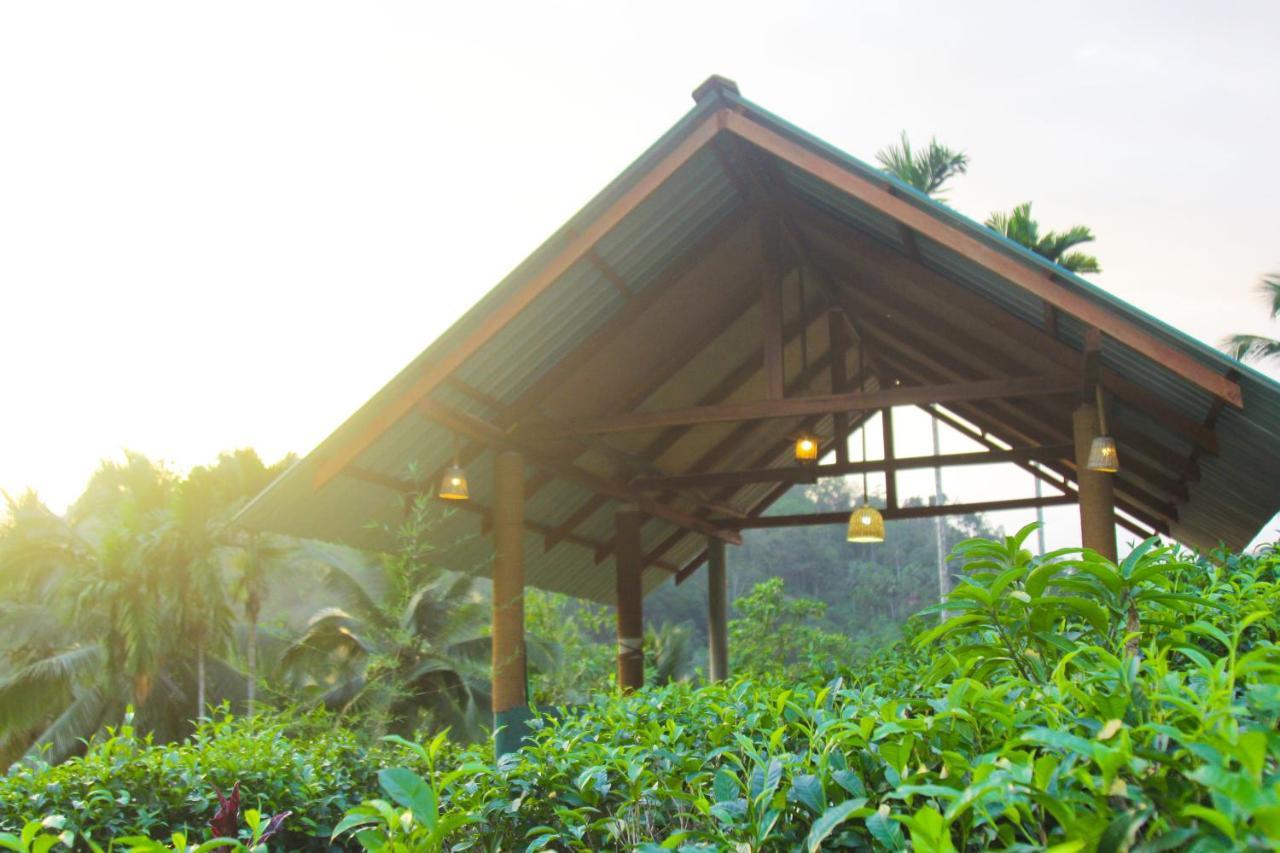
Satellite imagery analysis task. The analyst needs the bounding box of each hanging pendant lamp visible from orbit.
[438,434,470,501]
[1086,386,1120,473]
[794,433,819,463]
[847,410,884,543]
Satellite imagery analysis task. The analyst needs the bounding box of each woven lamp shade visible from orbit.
[438,464,470,500]
[847,504,885,543]
[1086,436,1119,473]
[794,435,819,463]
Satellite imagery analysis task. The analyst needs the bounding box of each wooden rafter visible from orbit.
[529,375,1075,437]
[719,495,1079,529]
[419,401,742,545]
[797,209,1219,457]
[629,445,1075,491]
[312,108,734,490]
[723,109,1242,408]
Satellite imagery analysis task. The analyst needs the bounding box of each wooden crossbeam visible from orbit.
[630,445,1074,491]
[530,375,1076,437]
[798,209,1220,457]
[720,495,1078,529]
[340,466,679,572]
[723,109,1242,409]
[419,401,742,545]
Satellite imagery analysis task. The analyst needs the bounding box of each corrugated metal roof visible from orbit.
[237,78,1280,606]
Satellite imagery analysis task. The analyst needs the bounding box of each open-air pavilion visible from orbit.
[237,76,1280,752]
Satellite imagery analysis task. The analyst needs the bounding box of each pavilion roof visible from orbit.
[236,77,1280,603]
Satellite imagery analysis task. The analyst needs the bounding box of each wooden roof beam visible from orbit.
[311,108,734,490]
[718,495,1079,529]
[420,401,742,545]
[797,208,1220,457]
[631,445,1075,491]
[723,109,1242,409]
[531,375,1075,437]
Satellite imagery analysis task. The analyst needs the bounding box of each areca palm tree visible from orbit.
[875,131,969,200]
[1222,273,1280,363]
[0,453,257,768]
[985,202,1102,273]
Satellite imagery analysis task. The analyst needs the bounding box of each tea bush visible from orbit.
[0,708,445,849]
[5,529,1280,850]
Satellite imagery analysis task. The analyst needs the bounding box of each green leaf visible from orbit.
[378,767,438,829]
[713,768,738,804]
[806,799,867,852]
[790,774,825,814]
[866,807,907,851]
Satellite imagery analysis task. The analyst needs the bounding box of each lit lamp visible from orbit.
[438,435,470,501]
[794,433,819,464]
[846,418,885,543]
[1086,387,1120,474]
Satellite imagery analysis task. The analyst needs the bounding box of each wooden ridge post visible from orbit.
[492,450,530,756]
[707,537,729,682]
[1073,402,1117,561]
[615,506,645,692]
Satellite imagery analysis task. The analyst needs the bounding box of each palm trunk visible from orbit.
[196,640,206,720]
[247,617,258,715]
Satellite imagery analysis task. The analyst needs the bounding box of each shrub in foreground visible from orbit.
[5,531,1280,850]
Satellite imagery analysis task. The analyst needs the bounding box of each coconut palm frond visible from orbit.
[1222,333,1280,363]
[1259,273,1280,319]
[26,685,114,767]
[301,544,393,632]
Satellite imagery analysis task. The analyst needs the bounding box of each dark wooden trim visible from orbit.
[721,495,1078,529]
[420,401,742,545]
[534,375,1076,437]
[724,110,1242,408]
[629,445,1075,491]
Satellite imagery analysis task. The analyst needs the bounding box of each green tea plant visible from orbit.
[6,531,1279,850]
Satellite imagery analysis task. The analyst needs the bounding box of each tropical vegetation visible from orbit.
[1223,272,1280,363]
[877,132,1102,273]
[3,525,1278,850]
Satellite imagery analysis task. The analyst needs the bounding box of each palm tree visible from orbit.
[1222,273,1280,363]
[0,454,254,768]
[875,131,969,200]
[985,202,1101,273]
[278,542,496,740]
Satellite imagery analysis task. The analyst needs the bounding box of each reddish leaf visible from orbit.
[208,781,241,840]
[258,811,292,843]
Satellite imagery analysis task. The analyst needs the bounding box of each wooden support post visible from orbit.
[882,407,898,509]
[615,506,645,692]
[707,537,728,682]
[762,267,785,400]
[1073,403,1117,561]
[492,450,530,756]
[829,308,850,463]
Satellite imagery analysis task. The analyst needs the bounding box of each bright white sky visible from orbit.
[2,1,1278,552]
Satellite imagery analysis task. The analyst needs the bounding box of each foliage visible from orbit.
[985,202,1102,274]
[0,708,439,849]
[875,132,969,200]
[276,495,499,742]
[1223,272,1280,363]
[13,530,1278,850]
[728,577,854,679]
[0,451,284,769]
